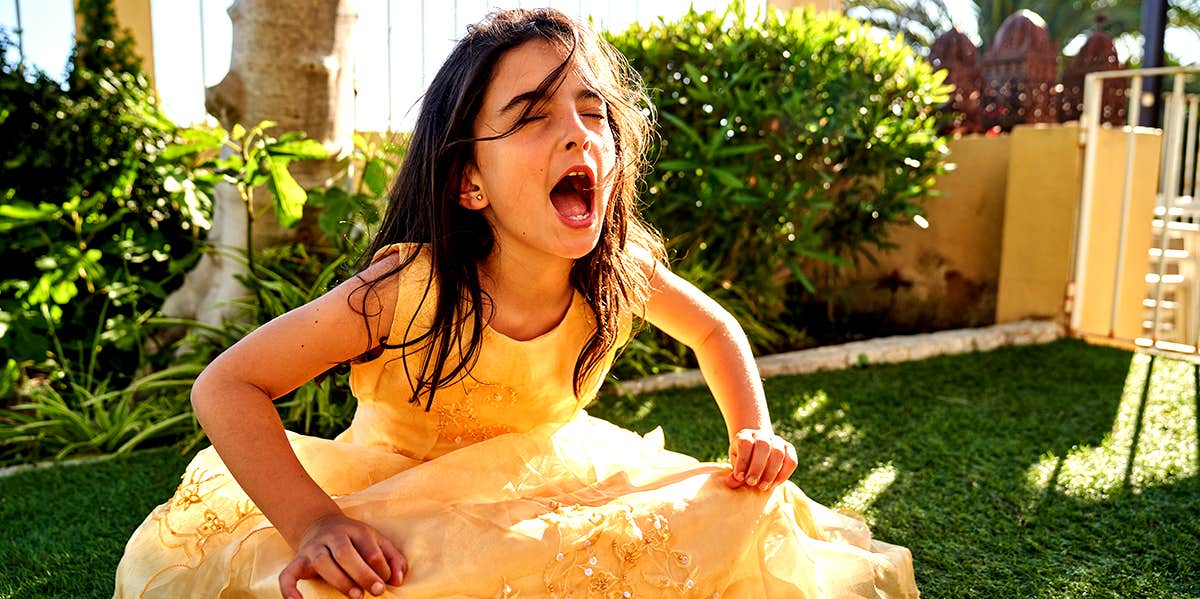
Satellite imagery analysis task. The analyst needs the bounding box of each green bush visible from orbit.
[0,126,401,465]
[0,3,214,399]
[0,0,398,464]
[606,3,950,376]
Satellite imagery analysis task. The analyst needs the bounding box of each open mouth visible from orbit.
[550,168,595,225]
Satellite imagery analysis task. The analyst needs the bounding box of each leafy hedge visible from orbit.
[0,0,396,464]
[0,3,212,400]
[607,3,951,374]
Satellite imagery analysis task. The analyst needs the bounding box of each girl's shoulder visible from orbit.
[367,242,431,271]
[355,243,433,300]
[353,243,438,344]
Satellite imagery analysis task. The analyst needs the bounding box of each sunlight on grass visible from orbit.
[791,390,829,421]
[833,463,898,522]
[790,390,859,443]
[785,390,863,473]
[628,397,656,421]
[1025,353,1199,500]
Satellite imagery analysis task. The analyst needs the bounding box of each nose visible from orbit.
[562,113,592,152]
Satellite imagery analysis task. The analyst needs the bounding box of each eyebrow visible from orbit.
[497,88,604,117]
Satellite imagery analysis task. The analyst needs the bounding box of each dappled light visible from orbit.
[787,390,863,449]
[834,463,898,523]
[791,389,830,421]
[1025,353,1198,501]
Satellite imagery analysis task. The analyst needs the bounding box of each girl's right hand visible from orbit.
[278,513,407,599]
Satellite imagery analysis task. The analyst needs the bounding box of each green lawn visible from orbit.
[2,339,1197,598]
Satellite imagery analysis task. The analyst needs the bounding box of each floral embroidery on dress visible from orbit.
[530,501,703,599]
[435,381,518,445]
[150,467,262,560]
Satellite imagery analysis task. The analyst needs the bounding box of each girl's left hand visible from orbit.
[726,428,798,491]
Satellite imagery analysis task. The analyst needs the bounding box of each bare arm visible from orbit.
[191,253,405,597]
[636,253,798,490]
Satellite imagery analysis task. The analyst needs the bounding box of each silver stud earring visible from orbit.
[476,194,483,201]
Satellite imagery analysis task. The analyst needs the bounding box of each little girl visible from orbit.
[115,8,918,598]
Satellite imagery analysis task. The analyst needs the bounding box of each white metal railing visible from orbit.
[1071,66,1200,354]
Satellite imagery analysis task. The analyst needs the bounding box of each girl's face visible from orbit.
[462,39,617,263]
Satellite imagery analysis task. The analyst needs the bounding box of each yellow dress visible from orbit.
[114,244,919,599]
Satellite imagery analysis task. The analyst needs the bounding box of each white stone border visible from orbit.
[0,453,120,479]
[609,320,1064,396]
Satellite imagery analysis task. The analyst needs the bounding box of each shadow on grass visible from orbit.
[593,339,1200,598]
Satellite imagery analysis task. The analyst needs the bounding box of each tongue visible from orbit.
[550,189,589,218]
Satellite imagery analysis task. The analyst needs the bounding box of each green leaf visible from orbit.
[709,167,745,189]
[713,143,768,158]
[160,142,213,161]
[275,131,306,144]
[660,111,705,147]
[50,280,78,304]
[656,160,697,171]
[216,154,245,172]
[247,120,279,140]
[268,139,329,160]
[264,155,307,228]
[362,158,390,197]
[115,412,193,454]
[787,261,816,293]
[180,126,223,145]
[242,156,262,188]
[0,201,59,231]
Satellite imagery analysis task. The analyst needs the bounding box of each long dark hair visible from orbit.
[354,8,663,411]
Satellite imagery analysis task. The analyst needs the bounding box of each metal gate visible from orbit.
[1070,66,1200,356]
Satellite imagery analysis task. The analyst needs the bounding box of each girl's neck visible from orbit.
[478,246,575,340]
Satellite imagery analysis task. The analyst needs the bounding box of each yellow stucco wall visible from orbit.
[994,123,1161,337]
[846,134,1011,328]
[74,0,154,81]
[994,125,1081,324]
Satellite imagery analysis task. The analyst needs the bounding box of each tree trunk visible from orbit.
[159,0,358,336]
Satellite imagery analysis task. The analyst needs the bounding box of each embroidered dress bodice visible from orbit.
[340,244,616,461]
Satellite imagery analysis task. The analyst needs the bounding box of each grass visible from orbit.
[2,338,1197,598]
[0,447,197,598]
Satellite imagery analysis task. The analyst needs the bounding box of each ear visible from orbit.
[458,163,488,210]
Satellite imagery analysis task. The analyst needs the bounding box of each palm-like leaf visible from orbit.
[844,0,957,49]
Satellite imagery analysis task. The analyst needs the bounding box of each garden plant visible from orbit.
[607,2,951,377]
